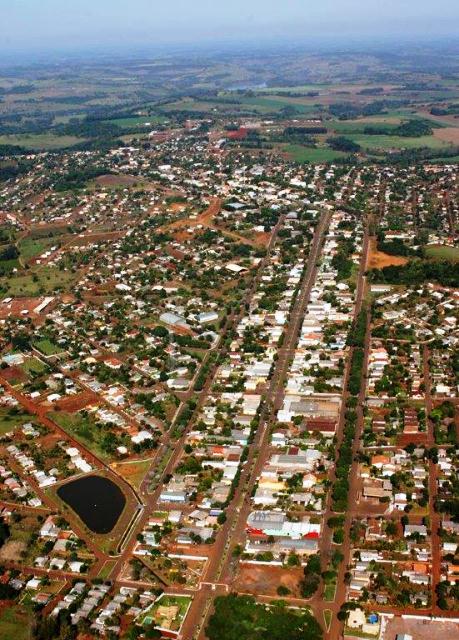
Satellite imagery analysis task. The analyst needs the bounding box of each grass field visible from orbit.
[104,115,167,128]
[0,408,30,434]
[52,411,110,460]
[330,120,399,134]
[0,133,85,150]
[0,605,33,640]
[425,244,459,262]
[282,144,347,162]
[162,95,317,115]
[0,257,20,274]
[21,356,49,375]
[18,237,56,260]
[0,265,76,296]
[97,559,117,580]
[433,155,459,163]
[33,338,62,356]
[323,580,337,602]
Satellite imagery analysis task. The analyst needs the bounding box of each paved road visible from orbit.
[179,209,333,640]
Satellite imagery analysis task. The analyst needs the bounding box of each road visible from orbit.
[179,208,333,640]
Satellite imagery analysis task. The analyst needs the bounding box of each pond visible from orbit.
[57,475,126,534]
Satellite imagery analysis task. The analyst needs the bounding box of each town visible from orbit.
[0,29,458,640]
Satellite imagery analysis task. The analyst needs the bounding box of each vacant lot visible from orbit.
[112,458,153,490]
[234,563,304,598]
[368,239,409,269]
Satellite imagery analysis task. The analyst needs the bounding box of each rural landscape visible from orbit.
[0,2,458,640]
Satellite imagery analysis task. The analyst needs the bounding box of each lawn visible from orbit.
[0,604,33,640]
[33,338,62,356]
[138,594,191,629]
[0,133,84,150]
[323,609,332,632]
[0,408,30,434]
[425,244,459,262]
[97,559,117,580]
[283,144,347,163]
[323,580,337,602]
[0,265,77,296]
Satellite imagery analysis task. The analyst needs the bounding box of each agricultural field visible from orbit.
[282,144,348,163]
[0,133,84,150]
[348,133,450,151]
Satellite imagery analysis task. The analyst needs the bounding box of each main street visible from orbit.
[179,208,333,640]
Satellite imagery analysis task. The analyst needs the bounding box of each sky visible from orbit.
[1,0,459,57]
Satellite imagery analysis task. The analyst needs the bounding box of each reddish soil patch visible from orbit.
[95,174,141,187]
[234,563,303,598]
[54,391,98,413]
[368,238,408,269]
[0,366,27,384]
[169,202,187,212]
[173,229,193,242]
[253,231,271,247]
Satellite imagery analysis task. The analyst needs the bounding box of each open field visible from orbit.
[0,266,77,296]
[367,238,409,269]
[18,236,56,261]
[425,244,459,262]
[349,133,449,151]
[33,337,62,356]
[103,115,168,128]
[282,144,348,163]
[112,458,153,490]
[0,407,31,434]
[21,356,49,376]
[383,616,459,640]
[0,604,33,640]
[0,133,84,150]
[433,126,459,144]
[234,563,304,598]
[51,410,110,460]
